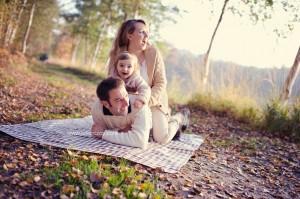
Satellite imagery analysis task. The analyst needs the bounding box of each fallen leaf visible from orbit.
[3,164,8,171]
[138,192,147,199]
[112,188,122,195]
[29,155,37,162]
[19,181,29,187]
[62,184,76,194]
[34,175,41,182]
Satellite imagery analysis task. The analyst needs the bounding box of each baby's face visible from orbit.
[116,59,134,80]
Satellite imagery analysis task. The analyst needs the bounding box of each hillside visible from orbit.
[164,48,300,105]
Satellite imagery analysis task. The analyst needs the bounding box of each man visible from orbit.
[91,77,151,149]
[91,77,190,149]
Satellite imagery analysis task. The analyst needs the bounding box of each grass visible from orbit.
[28,61,104,89]
[189,92,300,142]
[188,92,261,126]
[40,151,166,198]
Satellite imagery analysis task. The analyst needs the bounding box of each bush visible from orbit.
[289,102,300,141]
[262,99,300,141]
[188,93,299,142]
[188,92,260,126]
[262,100,289,134]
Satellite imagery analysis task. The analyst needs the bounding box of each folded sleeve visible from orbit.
[102,106,151,149]
[91,101,107,133]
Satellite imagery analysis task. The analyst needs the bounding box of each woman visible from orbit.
[107,19,189,144]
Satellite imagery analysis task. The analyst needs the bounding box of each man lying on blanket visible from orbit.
[91,77,190,149]
[91,77,151,149]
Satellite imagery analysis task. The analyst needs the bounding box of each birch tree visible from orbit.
[280,46,300,105]
[8,0,28,45]
[22,1,36,54]
[202,0,229,90]
[201,0,299,97]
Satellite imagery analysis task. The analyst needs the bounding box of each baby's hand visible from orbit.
[133,99,144,109]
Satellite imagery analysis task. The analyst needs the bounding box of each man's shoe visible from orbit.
[181,108,190,132]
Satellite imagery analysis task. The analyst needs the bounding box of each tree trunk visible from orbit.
[202,0,229,91]
[279,46,300,105]
[133,0,140,18]
[71,37,81,64]
[22,1,35,54]
[9,0,27,45]
[84,35,88,64]
[90,33,103,68]
[4,0,18,47]
[90,19,109,68]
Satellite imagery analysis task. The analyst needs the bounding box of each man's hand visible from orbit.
[118,125,132,133]
[91,124,104,139]
[133,99,144,109]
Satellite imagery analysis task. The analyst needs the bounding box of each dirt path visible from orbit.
[156,108,300,198]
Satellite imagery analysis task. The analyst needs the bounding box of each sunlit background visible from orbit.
[159,0,300,68]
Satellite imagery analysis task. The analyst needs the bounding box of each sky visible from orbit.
[159,0,300,68]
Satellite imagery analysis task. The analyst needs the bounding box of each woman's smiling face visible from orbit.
[128,22,149,51]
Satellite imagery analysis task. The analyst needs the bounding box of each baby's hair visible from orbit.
[114,51,139,73]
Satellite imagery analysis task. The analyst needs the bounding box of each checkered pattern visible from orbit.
[0,116,203,173]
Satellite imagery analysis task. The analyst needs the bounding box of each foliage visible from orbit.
[55,0,180,66]
[0,0,60,53]
[262,100,289,132]
[43,152,166,198]
[189,93,300,141]
[262,99,300,141]
[188,92,261,126]
[223,0,300,37]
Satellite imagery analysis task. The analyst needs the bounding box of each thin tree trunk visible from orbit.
[133,0,140,18]
[4,0,18,47]
[202,0,229,90]
[71,37,81,64]
[84,35,88,64]
[9,0,27,45]
[90,19,109,68]
[90,33,103,68]
[22,1,35,54]
[279,46,300,105]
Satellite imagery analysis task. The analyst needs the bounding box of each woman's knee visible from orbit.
[152,126,169,144]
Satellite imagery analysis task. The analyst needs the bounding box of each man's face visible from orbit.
[102,85,129,116]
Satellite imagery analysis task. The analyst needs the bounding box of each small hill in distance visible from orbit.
[164,48,299,105]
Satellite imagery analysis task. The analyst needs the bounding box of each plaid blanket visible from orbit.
[0,116,203,173]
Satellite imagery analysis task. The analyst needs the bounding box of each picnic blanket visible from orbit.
[0,116,203,173]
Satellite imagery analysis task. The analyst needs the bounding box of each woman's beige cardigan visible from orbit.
[108,45,169,115]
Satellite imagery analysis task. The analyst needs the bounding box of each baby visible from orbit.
[111,51,150,108]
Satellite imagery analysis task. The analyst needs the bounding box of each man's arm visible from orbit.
[102,106,151,149]
[91,101,107,138]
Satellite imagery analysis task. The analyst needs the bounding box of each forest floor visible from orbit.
[0,56,299,198]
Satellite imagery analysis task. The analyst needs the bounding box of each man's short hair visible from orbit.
[96,77,125,101]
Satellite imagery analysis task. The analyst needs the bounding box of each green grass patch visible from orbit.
[28,62,104,88]
[238,137,263,156]
[212,138,236,148]
[26,113,83,122]
[262,100,300,141]
[189,93,300,142]
[40,151,166,198]
[188,92,261,126]
[0,69,17,87]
